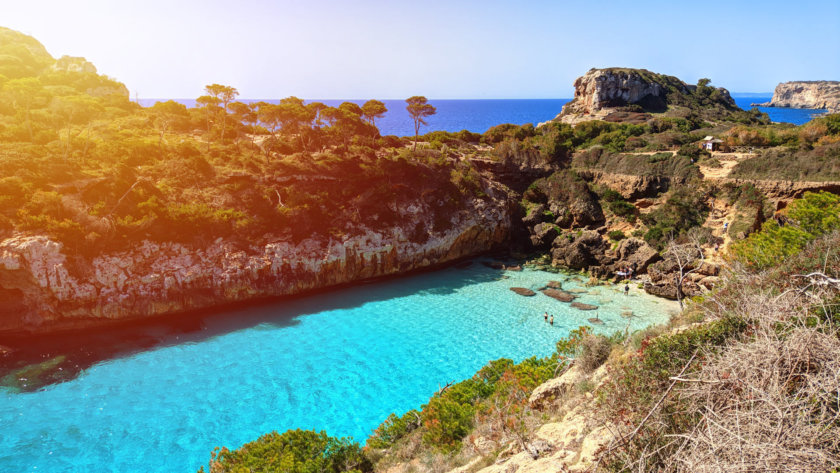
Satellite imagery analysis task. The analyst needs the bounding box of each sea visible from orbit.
[0,262,678,472]
[138,95,826,137]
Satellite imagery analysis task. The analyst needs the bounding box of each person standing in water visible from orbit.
[624,284,630,296]
[549,314,554,326]
[544,311,548,322]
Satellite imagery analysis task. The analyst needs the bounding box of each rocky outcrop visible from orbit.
[754,81,840,113]
[551,231,611,271]
[643,257,710,300]
[0,198,511,333]
[614,238,661,273]
[551,68,737,125]
[560,68,671,119]
[529,365,587,409]
[51,55,98,74]
[521,171,605,249]
[576,169,674,200]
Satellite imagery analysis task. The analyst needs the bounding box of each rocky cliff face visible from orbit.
[0,195,512,334]
[559,68,671,120]
[755,81,840,113]
[551,68,738,125]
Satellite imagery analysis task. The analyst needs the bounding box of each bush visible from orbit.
[369,356,556,453]
[578,334,613,372]
[608,230,626,241]
[730,191,840,269]
[199,429,372,473]
[642,187,708,249]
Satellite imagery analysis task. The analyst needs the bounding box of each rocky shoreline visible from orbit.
[0,195,512,334]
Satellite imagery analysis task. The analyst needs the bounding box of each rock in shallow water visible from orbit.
[571,302,598,310]
[510,287,536,296]
[541,288,577,302]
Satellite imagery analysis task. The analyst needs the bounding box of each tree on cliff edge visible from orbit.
[406,96,436,151]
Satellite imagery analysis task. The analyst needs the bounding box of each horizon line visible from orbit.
[133,94,772,102]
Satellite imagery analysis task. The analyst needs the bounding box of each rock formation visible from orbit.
[549,68,739,125]
[753,81,840,113]
[0,197,511,333]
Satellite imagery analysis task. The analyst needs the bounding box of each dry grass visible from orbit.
[673,288,840,473]
[597,260,840,473]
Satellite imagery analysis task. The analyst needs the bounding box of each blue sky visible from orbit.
[3,0,839,99]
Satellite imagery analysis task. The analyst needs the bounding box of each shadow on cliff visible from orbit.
[0,258,507,392]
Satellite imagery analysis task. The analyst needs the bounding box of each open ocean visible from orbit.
[139,95,827,137]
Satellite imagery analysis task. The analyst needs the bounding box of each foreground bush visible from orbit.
[198,429,372,473]
[729,191,840,269]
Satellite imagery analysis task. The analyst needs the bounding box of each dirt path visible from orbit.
[699,152,754,180]
[701,197,735,264]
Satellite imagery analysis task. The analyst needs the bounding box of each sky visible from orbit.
[2,0,839,99]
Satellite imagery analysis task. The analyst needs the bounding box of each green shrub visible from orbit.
[608,230,626,241]
[199,429,372,473]
[642,187,708,249]
[730,191,840,269]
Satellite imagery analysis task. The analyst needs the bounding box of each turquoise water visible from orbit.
[0,262,677,472]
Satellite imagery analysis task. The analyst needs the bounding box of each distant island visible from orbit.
[752,80,840,113]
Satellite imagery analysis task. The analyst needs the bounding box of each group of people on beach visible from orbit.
[616,262,637,280]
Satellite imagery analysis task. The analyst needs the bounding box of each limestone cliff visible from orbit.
[0,193,512,334]
[551,68,740,125]
[754,81,840,113]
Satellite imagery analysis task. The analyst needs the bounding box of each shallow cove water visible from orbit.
[0,261,677,472]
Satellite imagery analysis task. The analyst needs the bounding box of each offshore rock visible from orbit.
[0,197,512,333]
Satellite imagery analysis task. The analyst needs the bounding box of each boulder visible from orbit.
[522,204,547,227]
[696,261,720,276]
[542,288,577,302]
[615,238,661,273]
[699,276,721,290]
[571,302,598,310]
[530,223,559,249]
[551,230,610,270]
[545,280,563,289]
[511,287,536,296]
[644,280,704,300]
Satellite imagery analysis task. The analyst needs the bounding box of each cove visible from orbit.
[0,261,677,472]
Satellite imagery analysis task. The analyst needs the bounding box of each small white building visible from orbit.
[700,136,725,151]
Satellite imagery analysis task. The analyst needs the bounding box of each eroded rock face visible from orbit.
[546,67,736,126]
[754,81,840,113]
[614,238,660,273]
[551,231,611,271]
[560,68,668,119]
[0,198,512,333]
